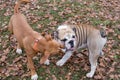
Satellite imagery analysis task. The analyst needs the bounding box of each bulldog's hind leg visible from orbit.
[86,50,99,78]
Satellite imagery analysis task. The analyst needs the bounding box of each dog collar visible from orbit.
[33,39,39,51]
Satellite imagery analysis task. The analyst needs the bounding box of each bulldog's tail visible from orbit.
[14,0,30,14]
[100,29,107,38]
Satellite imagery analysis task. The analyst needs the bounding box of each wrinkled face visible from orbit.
[56,25,76,52]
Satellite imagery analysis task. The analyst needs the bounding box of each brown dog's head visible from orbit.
[33,34,64,54]
[44,34,64,54]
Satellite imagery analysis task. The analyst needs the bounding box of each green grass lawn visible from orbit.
[0,0,120,80]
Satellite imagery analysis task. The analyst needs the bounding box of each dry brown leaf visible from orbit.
[118,35,120,39]
[65,73,71,80]
[0,55,7,62]
[52,75,57,80]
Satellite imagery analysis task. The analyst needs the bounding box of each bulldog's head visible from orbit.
[54,25,76,52]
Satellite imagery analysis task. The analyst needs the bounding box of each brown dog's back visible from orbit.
[8,0,34,47]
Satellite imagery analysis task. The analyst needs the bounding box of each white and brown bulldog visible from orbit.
[54,24,107,78]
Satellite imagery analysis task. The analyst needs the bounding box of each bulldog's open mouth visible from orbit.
[68,47,74,50]
[63,47,74,52]
[60,39,75,52]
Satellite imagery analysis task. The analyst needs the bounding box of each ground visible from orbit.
[0,0,120,80]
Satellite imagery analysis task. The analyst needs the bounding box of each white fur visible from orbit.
[56,59,65,66]
[57,25,68,30]
[65,41,71,50]
[16,48,22,54]
[58,25,76,50]
[86,65,97,77]
[31,74,38,80]
[56,51,73,66]
[100,37,107,48]
[61,49,66,52]
[100,51,104,56]
[44,59,50,65]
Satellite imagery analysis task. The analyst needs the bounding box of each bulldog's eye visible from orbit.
[72,35,75,38]
[61,38,67,42]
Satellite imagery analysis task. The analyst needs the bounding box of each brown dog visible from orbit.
[8,0,63,80]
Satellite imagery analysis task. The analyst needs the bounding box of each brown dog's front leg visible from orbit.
[40,51,50,64]
[23,39,38,79]
[26,54,38,80]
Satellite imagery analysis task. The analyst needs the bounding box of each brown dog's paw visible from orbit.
[16,48,22,54]
[40,59,50,65]
[31,74,38,80]
[44,59,50,65]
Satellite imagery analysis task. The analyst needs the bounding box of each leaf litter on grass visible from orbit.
[0,0,120,80]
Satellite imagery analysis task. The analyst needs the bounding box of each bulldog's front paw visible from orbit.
[31,74,38,80]
[16,48,22,54]
[44,59,50,65]
[56,60,65,66]
[86,72,94,78]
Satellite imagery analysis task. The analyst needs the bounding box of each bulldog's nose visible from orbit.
[69,40,74,48]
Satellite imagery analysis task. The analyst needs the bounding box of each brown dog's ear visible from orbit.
[45,34,52,41]
[41,32,46,36]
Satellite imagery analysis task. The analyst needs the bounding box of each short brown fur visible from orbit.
[8,0,63,79]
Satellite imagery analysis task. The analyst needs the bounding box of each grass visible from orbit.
[0,0,120,80]
[89,18,113,26]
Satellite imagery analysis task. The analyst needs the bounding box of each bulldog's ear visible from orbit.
[45,34,52,41]
[72,28,76,32]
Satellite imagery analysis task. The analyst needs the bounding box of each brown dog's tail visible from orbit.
[14,0,30,14]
